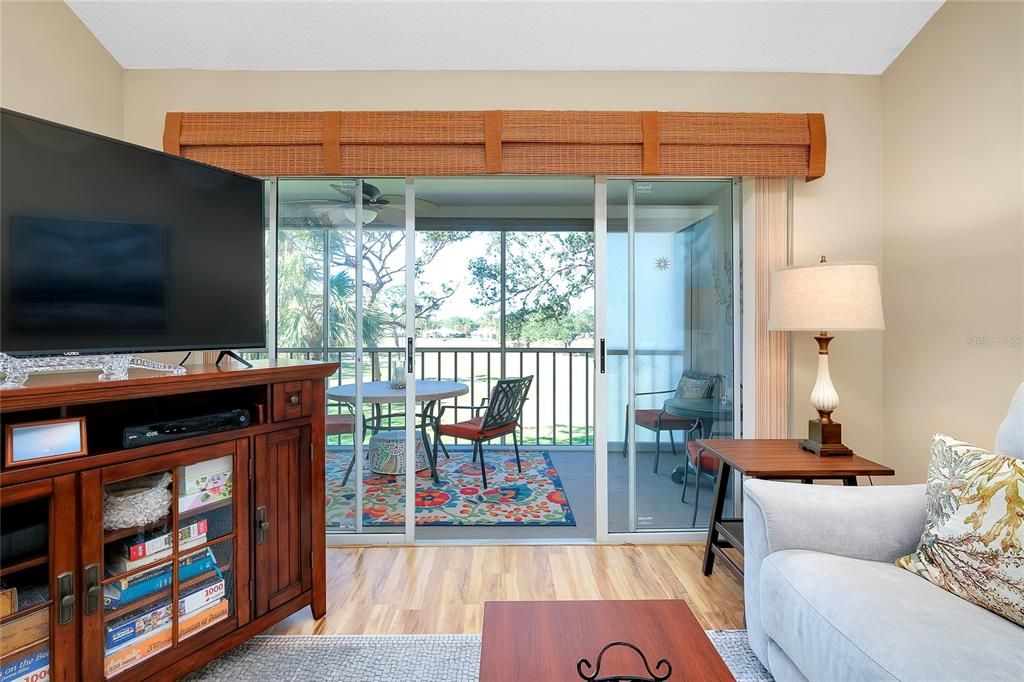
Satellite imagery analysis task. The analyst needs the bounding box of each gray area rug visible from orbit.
[186,631,772,681]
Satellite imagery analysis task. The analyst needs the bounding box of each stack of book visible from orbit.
[103,599,229,678]
[104,545,217,611]
[105,518,208,576]
[103,550,230,678]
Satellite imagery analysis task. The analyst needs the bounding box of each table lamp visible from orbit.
[768,257,885,455]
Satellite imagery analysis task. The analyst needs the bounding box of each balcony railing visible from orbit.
[273,346,595,447]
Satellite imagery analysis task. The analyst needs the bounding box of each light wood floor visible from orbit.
[268,544,744,635]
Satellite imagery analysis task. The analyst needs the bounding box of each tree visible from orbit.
[276,230,386,350]
[276,227,468,350]
[469,231,594,346]
[445,316,479,336]
[328,229,469,341]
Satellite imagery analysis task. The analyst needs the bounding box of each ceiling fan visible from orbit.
[280,182,438,224]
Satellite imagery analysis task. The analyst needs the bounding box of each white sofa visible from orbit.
[743,383,1024,681]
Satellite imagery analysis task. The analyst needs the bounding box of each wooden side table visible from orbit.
[697,439,894,578]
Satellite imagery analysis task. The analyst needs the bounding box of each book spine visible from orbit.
[125,519,208,562]
[109,547,172,574]
[105,571,172,611]
[105,602,172,651]
[0,648,48,682]
[107,563,168,594]
[178,553,217,582]
[178,598,229,641]
[127,534,169,563]
[103,625,172,678]
[176,519,208,548]
[178,579,224,617]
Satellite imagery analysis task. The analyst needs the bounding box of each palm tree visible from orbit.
[276,229,387,351]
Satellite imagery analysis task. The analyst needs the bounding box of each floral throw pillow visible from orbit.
[897,434,1024,627]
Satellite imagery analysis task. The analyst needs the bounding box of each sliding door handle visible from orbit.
[406,337,414,373]
[599,338,606,374]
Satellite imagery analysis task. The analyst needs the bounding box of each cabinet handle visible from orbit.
[289,393,300,405]
[255,505,270,544]
[84,563,100,616]
[57,571,75,625]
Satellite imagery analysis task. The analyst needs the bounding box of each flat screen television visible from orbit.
[1,109,266,356]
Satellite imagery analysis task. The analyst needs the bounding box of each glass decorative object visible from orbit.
[0,352,187,389]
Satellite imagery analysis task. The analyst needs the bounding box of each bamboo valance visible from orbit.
[163,110,826,180]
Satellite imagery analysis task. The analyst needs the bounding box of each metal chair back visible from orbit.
[481,376,533,431]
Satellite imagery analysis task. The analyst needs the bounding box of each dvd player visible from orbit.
[123,409,251,448]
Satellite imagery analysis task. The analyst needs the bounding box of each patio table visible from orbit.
[326,379,469,484]
[663,397,733,438]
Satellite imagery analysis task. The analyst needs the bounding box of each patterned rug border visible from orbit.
[327,448,577,528]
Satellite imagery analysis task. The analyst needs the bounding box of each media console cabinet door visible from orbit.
[253,427,313,618]
[0,476,77,682]
[78,440,249,681]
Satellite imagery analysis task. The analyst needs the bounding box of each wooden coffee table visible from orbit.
[479,600,734,681]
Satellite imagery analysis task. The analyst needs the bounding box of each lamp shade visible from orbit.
[768,261,885,332]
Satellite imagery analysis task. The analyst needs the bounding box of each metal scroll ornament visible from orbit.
[577,641,672,682]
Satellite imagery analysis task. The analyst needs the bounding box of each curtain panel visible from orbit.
[754,177,791,438]
[163,110,826,180]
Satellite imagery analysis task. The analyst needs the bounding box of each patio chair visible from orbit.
[330,410,362,486]
[623,370,720,473]
[432,376,533,489]
[680,440,719,527]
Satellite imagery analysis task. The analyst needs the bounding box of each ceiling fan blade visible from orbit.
[378,194,441,212]
[328,183,358,203]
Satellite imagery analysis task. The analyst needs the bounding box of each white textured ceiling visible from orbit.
[66,0,942,75]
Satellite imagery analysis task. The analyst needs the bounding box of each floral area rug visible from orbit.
[325,447,576,528]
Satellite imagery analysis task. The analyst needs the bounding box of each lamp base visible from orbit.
[799,419,855,456]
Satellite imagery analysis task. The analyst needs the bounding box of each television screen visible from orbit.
[1,109,266,356]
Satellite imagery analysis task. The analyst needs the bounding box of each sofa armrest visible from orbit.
[742,479,926,666]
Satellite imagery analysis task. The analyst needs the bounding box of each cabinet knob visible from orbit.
[289,394,300,405]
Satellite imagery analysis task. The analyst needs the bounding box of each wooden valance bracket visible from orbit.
[323,111,342,174]
[640,111,660,175]
[806,113,826,182]
[163,112,182,155]
[484,110,503,173]
[163,109,826,180]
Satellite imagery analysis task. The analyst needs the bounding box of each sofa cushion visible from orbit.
[760,550,1023,682]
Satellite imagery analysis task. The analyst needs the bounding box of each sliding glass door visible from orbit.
[276,177,415,541]
[600,179,738,536]
[268,175,739,544]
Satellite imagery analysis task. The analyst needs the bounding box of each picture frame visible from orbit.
[4,417,88,468]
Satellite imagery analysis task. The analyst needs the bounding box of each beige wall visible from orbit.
[882,1,1024,482]
[0,3,898,466]
[0,0,123,137]
[122,69,887,460]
